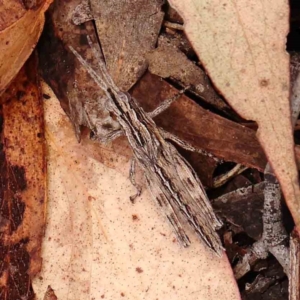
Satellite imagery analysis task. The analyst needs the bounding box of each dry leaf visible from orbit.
[0,54,46,299]
[213,183,265,240]
[0,1,26,31]
[131,72,267,171]
[147,34,231,113]
[0,0,52,95]
[168,0,300,228]
[32,81,241,300]
[91,0,164,90]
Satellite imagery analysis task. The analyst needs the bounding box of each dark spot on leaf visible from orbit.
[132,214,139,221]
[260,79,269,87]
[88,196,96,201]
[136,267,143,273]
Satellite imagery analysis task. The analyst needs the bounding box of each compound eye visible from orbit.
[117,92,130,103]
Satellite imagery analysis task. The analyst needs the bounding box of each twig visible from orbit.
[291,66,300,128]
[163,21,184,31]
[212,164,248,188]
[289,231,300,300]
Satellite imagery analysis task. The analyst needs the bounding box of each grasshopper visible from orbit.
[69,37,223,255]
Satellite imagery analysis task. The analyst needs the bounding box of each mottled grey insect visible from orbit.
[69,37,223,255]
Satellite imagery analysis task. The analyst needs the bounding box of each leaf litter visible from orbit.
[32,81,240,300]
[0,0,299,299]
[168,0,300,247]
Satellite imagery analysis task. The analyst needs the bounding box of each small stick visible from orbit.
[212,164,248,188]
[289,232,300,300]
[163,21,184,31]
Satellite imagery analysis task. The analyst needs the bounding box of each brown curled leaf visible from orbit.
[0,0,53,95]
[91,0,165,90]
[131,72,267,171]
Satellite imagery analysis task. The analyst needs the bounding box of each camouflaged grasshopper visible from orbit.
[69,37,223,255]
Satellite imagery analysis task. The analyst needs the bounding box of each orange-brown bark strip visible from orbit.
[0,53,46,299]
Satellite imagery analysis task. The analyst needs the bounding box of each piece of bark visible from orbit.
[291,52,300,84]
[232,172,290,280]
[91,0,164,90]
[71,0,93,25]
[213,183,265,240]
[217,174,254,197]
[147,34,232,113]
[131,71,267,171]
[241,260,288,300]
[0,54,46,299]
